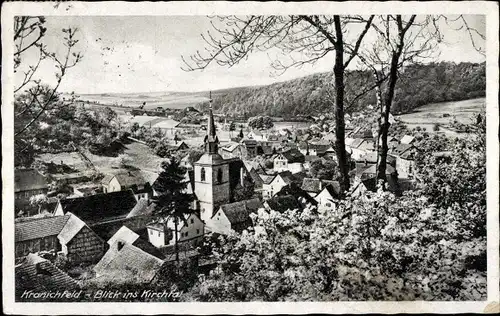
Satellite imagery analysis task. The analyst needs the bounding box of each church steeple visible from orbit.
[204,91,219,154]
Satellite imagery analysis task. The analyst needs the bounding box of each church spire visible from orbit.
[204,91,219,154]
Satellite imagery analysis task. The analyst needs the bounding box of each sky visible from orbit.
[15,15,486,94]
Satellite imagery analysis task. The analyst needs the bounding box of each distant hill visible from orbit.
[77,61,485,117]
[200,61,486,118]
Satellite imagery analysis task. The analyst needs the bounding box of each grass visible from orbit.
[396,98,485,136]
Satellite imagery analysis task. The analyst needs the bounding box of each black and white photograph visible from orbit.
[2,1,499,314]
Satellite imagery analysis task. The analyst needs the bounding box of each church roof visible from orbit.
[196,153,225,165]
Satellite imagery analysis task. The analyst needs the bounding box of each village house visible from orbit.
[263,195,302,213]
[15,213,107,264]
[150,118,181,137]
[93,239,165,284]
[346,138,377,161]
[53,190,139,230]
[240,139,259,158]
[107,226,165,259]
[399,134,416,145]
[390,143,418,179]
[314,182,341,212]
[15,169,49,206]
[208,198,264,235]
[273,148,305,173]
[262,171,307,200]
[146,213,204,248]
[102,170,156,201]
[15,253,80,295]
[247,129,266,141]
[220,142,245,159]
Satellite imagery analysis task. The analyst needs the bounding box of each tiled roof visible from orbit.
[112,170,147,188]
[349,138,365,149]
[57,214,86,245]
[127,199,156,218]
[218,198,263,227]
[400,135,415,144]
[16,254,79,292]
[15,215,71,242]
[301,178,322,193]
[390,143,414,157]
[94,243,164,283]
[279,148,305,163]
[151,119,180,129]
[265,195,301,213]
[15,169,48,193]
[108,226,165,259]
[259,174,275,184]
[321,180,342,198]
[57,190,137,224]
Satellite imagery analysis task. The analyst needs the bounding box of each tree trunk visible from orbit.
[174,218,179,263]
[333,16,349,192]
[377,37,404,183]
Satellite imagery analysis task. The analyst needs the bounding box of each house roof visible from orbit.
[15,169,48,193]
[221,143,240,152]
[94,243,164,284]
[57,190,138,224]
[108,226,165,260]
[400,135,415,144]
[151,119,180,129]
[110,170,148,188]
[390,143,414,157]
[107,226,139,245]
[301,178,322,193]
[321,180,342,199]
[349,138,366,149]
[305,155,321,162]
[264,195,301,213]
[357,139,376,151]
[16,254,79,292]
[279,148,305,163]
[259,174,275,185]
[218,198,263,226]
[57,214,86,245]
[127,199,156,218]
[240,138,258,146]
[358,164,396,177]
[15,215,71,242]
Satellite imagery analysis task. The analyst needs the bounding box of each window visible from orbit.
[217,169,223,183]
[191,218,194,224]
[197,229,200,234]
[200,167,206,182]
[150,230,153,235]
[158,232,160,237]
[326,202,331,207]
[185,232,189,237]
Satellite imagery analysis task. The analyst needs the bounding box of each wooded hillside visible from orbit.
[200,62,485,118]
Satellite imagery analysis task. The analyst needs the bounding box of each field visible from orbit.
[396,98,485,134]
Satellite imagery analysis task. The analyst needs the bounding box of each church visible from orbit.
[193,97,255,224]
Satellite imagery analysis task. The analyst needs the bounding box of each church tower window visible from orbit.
[217,169,223,183]
[201,167,206,182]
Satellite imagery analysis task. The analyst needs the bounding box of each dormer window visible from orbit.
[201,167,206,182]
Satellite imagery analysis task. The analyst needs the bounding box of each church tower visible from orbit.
[194,92,231,223]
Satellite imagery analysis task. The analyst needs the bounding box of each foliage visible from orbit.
[152,157,195,262]
[248,116,274,130]
[185,122,486,301]
[309,159,339,181]
[14,88,125,167]
[200,62,484,118]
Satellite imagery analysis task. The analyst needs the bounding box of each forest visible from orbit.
[199,62,485,118]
